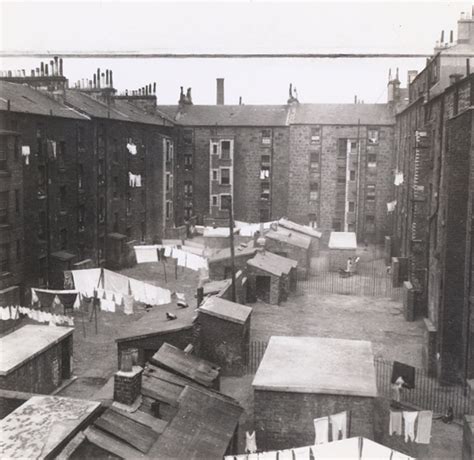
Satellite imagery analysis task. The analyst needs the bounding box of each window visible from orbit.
[0,137,7,170]
[78,205,85,229]
[211,195,218,207]
[77,126,85,149]
[166,173,171,191]
[366,215,375,223]
[348,201,355,212]
[166,201,172,219]
[60,228,67,250]
[332,219,342,231]
[15,190,20,214]
[310,126,321,143]
[220,194,232,211]
[260,165,270,179]
[261,181,270,200]
[184,154,193,170]
[98,159,105,184]
[36,125,44,158]
[366,184,376,201]
[367,129,379,145]
[220,141,231,160]
[38,211,46,239]
[338,139,347,158]
[0,243,10,273]
[78,164,84,190]
[183,129,193,145]
[261,130,271,145]
[0,191,8,224]
[16,240,21,260]
[259,208,270,222]
[367,153,377,167]
[165,140,173,162]
[184,180,193,197]
[212,169,218,181]
[350,170,356,181]
[184,207,193,219]
[220,168,231,185]
[211,142,219,155]
[261,154,271,164]
[309,182,319,201]
[58,141,66,168]
[308,213,317,227]
[309,152,320,169]
[113,176,118,198]
[59,186,67,211]
[349,141,357,153]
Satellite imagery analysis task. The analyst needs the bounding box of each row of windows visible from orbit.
[211,194,232,211]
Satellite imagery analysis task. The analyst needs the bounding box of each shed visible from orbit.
[0,395,100,459]
[252,336,378,451]
[197,296,252,376]
[247,250,297,305]
[0,325,74,396]
[328,231,358,271]
[264,228,311,279]
[278,218,322,256]
[208,241,257,280]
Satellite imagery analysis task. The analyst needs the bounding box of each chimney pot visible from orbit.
[40,62,44,76]
[59,58,63,76]
[450,30,454,43]
[440,30,445,43]
[110,70,113,88]
[45,64,49,76]
[153,82,156,94]
[216,78,224,105]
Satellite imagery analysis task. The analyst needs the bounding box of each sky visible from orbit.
[0,1,472,104]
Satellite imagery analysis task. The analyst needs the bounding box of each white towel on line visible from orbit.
[314,416,329,444]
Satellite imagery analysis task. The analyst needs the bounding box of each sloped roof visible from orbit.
[198,295,252,324]
[158,104,289,126]
[0,81,88,120]
[64,90,174,126]
[209,240,257,263]
[293,103,395,125]
[247,250,298,276]
[265,228,312,249]
[278,218,322,239]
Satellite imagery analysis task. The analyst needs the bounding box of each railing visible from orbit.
[245,341,471,419]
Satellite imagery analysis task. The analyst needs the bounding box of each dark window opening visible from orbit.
[0,191,8,224]
[261,181,270,200]
[220,168,231,185]
[310,152,319,169]
[310,126,321,144]
[221,141,231,160]
[261,130,271,145]
[309,182,319,201]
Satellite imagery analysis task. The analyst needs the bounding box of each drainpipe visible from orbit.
[355,119,361,235]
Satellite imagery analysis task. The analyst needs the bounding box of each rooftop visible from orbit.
[252,336,378,397]
[0,81,88,120]
[208,240,257,263]
[0,325,74,375]
[278,218,322,239]
[265,228,312,249]
[328,231,358,249]
[0,396,100,459]
[198,295,252,325]
[247,250,298,276]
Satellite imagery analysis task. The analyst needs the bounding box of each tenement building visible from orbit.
[391,12,474,382]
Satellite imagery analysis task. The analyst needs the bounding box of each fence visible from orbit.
[245,341,471,419]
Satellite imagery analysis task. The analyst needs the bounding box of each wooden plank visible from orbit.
[94,409,158,453]
[84,426,146,460]
[55,432,86,460]
[141,374,183,407]
[110,406,168,434]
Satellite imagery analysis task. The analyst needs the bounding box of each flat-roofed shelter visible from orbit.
[252,336,378,451]
[328,231,358,271]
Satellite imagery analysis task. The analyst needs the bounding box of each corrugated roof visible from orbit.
[265,228,312,249]
[150,343,220,387]
[198,296,252,324]
[247,250,298,276]
[148,386,243,460]
[292,103,395,125]
[158,104,289,126]
[0,81,88,120]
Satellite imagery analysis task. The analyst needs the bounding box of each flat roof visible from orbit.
[252,336,377,397]
[198,296,252,325]
[328,232,358,249]
[0,396,100,459]
[0,325,74,375]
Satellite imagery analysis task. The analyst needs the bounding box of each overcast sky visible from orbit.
[0,1,472,104]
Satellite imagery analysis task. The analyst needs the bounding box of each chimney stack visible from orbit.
[216,78,224,105]
[114,352,143,407]
[457,10,474,44]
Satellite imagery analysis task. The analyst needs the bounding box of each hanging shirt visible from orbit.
[21,146,31,165]
[245,431,257,454]
[292,446,310,460]
[330,411,347,441]
[135,246,159,263]
[127,142,137,155]
[391,361,415,389]
[414,410,432,444]
[123,294,134,315]
[403,411,418,442]
[72,268,102,297]
[314,416,329,444]
[277,450,293,460]
[103,269,130,296]
[389,411,403,435]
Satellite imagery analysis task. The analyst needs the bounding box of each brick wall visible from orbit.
[264,238,309,280]
[114,366,143,406]
[254,389,375,451]
[246,265,286,305]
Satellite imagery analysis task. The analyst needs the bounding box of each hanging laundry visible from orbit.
[389,411,403,435]
[247,455,259,460]
[72,268,102,297]
[414,410,432,444]
[164,246,173,257]
[58,293,78,311]
[35,290,56,309]
[135,175,142,187]
[129,172,136,187]
[103,269,130,296]
[134,246,159,263]
[292,446,310,460]
[313,416,329,444]
[46,139,57,159]
[330,411,347,441]
[100,298,116,313]
[31,288,39,304]
[64,270,74,289]
[259,451,277,460]
[123,294,134,315]
[402,411,418,442]
[391,361,415,389]
[21,145,31,165]
[394,171,404,186]
[387,200,397,213]
[129,278,147,303]
[114,293,123,306]
[245,431,257,454]
[127,142,137,155]
[277,449,293,460]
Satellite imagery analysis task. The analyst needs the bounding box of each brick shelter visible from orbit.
[328,231,357,271]
[252,336,378,451]
[0,325,73,398]
[197,295,252,376]
[247,250,297,305]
